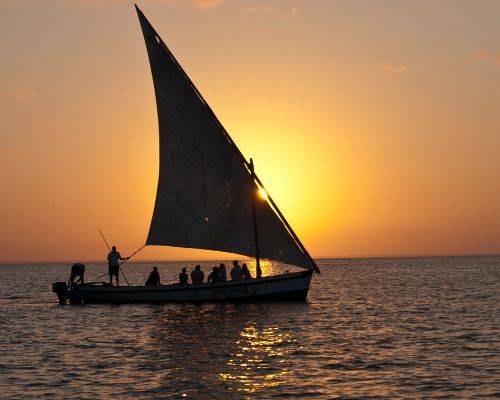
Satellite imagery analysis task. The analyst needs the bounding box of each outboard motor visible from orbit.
[52,282,68,305]
[53,263,86,305]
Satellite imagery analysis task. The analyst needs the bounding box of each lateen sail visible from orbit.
[136,6,318,271]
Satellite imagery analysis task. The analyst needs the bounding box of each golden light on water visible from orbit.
[219,324,293,393]
[246,259,276,277]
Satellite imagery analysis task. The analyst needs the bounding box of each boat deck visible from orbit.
[69,271,313,304]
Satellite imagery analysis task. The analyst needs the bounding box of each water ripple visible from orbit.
[0,256,498,398]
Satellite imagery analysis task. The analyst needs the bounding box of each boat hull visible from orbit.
[65,271,313,304]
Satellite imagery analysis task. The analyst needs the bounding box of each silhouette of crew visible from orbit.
[218,263,227,282]
[241,263,252,280]
[145,266,161,286]
[207,266,219,283]
[107,246,128,286]
[69,263,85,286]
[230,260,242,281]
[191,264,204,284]
[179,267,188,285]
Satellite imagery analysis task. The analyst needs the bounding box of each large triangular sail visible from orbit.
[136,6,319,272]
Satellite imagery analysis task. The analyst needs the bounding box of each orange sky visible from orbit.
[0,0,499,262]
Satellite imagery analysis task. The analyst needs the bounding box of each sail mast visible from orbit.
[251,174,320,273]
[250,159,262,278]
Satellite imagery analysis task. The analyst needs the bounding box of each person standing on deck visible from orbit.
[107,246,128,286]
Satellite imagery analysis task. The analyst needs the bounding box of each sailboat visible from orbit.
[52,5,320,304]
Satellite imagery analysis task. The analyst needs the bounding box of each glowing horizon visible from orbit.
[0,1,499,263]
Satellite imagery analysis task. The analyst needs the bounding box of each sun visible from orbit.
[258,187,268,200]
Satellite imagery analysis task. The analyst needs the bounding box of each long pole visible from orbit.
[98,229,111,251]
[250,159,262,278]
[98,229,130,286]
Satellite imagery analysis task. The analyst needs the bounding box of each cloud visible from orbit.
[246,1,299,16]
[74,0,225,9]
[0,86,36,100]
[192,0,224,9]
[473,49,489,60]
[472,49,500,66]
[139,0,224,9]
[247,3,271,13]
[382,62,408,73]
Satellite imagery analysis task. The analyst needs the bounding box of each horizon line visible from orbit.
[0,253,498,265]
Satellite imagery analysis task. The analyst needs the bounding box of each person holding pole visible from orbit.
[107,246,129,286]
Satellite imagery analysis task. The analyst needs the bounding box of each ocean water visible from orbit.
[0,256,498,399]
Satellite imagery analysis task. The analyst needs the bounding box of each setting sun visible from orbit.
[258,187,269,200]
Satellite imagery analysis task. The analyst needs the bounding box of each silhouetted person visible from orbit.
[218,263,227,282]
[145,266,161,286]
[69,263,85,286]
[230,260,242,281]
[179,267,188,285]
[191,264,204,284]
[107,245,128,286]
[241,263,252,280]
[207,266,219,283]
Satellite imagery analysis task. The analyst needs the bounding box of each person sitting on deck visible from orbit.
[241,263,253,280]
[207,266,219,284]
[218,263,227,282]
[69,263,85,286]
[107,245,129,286]
[191,264,204,284]
[179,267,188,285]
[230,260,242,281]
[145,267,161,286]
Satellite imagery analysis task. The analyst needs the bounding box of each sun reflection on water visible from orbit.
[219,324,294,393]
[245,259,280,277]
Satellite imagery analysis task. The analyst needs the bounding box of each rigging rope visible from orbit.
[119,245,146,286]
[120,245,146,267]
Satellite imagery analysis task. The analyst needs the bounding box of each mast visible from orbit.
[250,158,262,278]
[252,174,320,274]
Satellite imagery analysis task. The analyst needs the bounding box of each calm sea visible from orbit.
[0,256,498,399]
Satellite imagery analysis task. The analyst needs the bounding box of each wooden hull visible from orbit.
[67,271,313,304]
